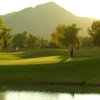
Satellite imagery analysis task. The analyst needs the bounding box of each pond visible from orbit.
[0,85,100,100]
[1,91,100,100]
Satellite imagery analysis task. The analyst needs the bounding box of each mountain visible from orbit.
[2,2,95,39]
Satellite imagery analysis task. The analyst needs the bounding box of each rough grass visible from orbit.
[0,48,100,86]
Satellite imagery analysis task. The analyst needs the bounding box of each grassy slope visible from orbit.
[0,48,100,86]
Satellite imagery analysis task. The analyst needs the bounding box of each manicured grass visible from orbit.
[0,48,100,86]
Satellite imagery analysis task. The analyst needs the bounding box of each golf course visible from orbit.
[0,48,100,86]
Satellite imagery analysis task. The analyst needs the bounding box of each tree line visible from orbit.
[51,20,100,49]
[0,17,100,52]
[0,18,47,51]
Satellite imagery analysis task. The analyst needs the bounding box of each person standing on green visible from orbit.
[69,46,74,58]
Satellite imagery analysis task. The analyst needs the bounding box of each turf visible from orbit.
[0,48,100,86]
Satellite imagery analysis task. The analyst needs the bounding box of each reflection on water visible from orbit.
[0,91,98,100]
[0,92,5,100]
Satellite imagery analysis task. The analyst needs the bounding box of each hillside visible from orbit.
[2,2,95,39]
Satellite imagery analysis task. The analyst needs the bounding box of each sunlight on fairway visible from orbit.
[0,56,61,65]
[0,55,91,66]
[0,48,98,66]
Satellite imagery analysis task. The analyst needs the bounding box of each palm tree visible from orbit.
[0,27,13,51]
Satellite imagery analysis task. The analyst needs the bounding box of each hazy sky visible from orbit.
[0,0,100,19]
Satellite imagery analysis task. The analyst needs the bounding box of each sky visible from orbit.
[0,0,100,19]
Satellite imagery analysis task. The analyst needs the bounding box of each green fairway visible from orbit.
[0,48,100,86]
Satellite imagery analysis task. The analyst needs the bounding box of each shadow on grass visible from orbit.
[58,56,68,63]
[18,49,67,59]
[0,57,99,85]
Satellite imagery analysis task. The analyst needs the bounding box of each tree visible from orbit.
[51,24,81,58]
[0,18,13,51]
[13,31,28,50]
[35,37,45,49]
[51,24,81,48]
[88,20,100,47]
[80,36,91,47]
[26,34,38,49]
[13,31,44,51]
[0,18,3,29]
[0,28,13,51]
